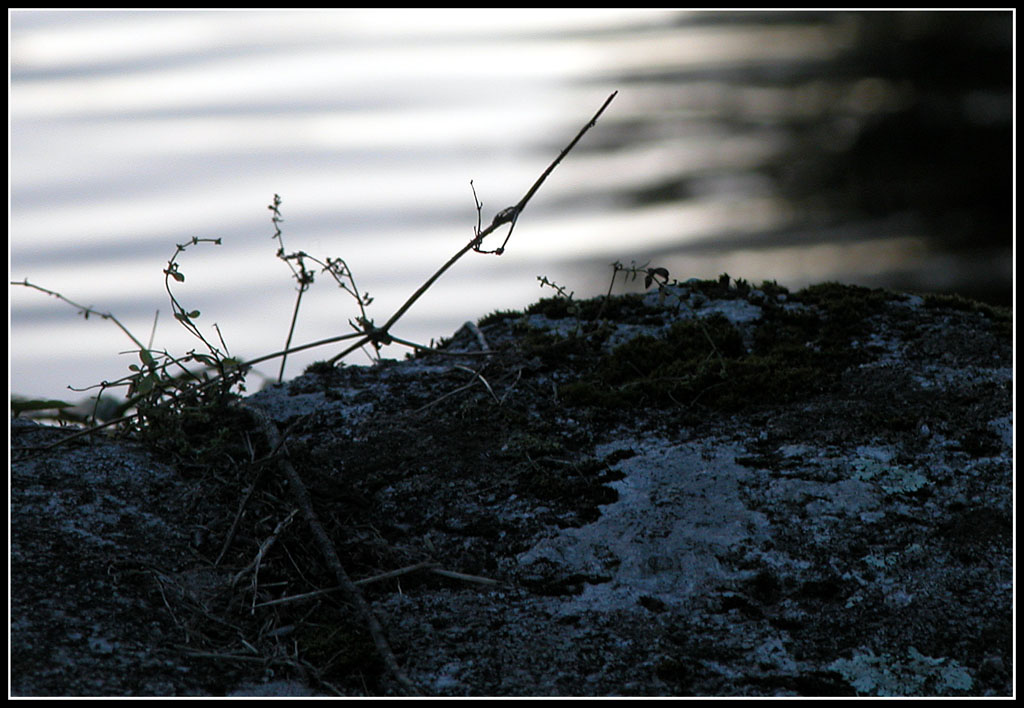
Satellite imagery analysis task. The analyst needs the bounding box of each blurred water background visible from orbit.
[10,9,1013,404]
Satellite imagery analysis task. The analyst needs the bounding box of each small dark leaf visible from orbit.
[137,375,157,395]
[193,354,218,367]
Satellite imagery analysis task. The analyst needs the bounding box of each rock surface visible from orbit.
[10,278,1013,696]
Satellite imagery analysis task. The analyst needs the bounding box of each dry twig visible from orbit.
[239,402,418,695]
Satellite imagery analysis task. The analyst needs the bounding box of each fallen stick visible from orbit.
[239,402,419,695]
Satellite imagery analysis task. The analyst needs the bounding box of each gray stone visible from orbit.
[10,282,1012,696]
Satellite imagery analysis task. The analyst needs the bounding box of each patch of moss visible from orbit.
[921,292,1012,341]
[589,293,658,322]
[603,315,745,384]
[304,360,337,375]
[518,326,608,370]
[525,293,652,323]
[756,279,790,300]
[559,284,885,413]
[526,295,576,320]
[921,292,1010,321]
[792,282,892,336]
[477,308,525,327]
[136,400,252,469]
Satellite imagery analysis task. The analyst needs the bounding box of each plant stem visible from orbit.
[332,90,619,364]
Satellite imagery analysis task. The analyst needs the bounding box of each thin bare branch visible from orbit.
[344,91,618,359]
[11,279,147,352]
[239,402,418,695]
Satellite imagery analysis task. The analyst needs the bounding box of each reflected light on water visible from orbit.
[11,9,1007,403]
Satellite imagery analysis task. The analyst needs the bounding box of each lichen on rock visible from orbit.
[11,277,1013,696]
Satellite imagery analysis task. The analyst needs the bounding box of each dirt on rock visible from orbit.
[10,277,1014,696]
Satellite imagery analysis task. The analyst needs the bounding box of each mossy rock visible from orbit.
[11,278,1012,696]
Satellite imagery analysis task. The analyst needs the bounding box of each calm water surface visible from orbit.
[10,10,1005,403]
